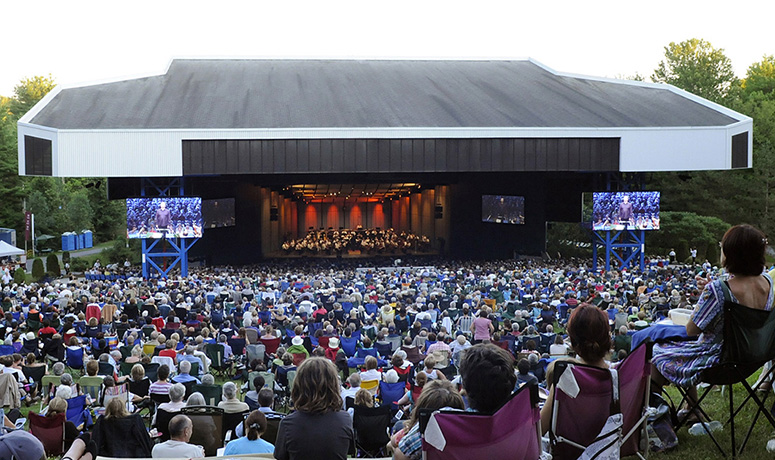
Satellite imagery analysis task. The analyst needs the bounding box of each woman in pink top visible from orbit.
[470,310,494,344]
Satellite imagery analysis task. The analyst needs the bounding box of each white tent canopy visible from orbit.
[0,241,24,257]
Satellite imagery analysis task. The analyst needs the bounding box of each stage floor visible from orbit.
[265,250,439,259]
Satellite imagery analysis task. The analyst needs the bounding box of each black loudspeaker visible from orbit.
[270,206,279,221]
[435,205,443,219]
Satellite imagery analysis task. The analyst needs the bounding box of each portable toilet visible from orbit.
[82,230,93,248]
[61,232,76,251]
[75,232,84,250]
[0,228,17,247]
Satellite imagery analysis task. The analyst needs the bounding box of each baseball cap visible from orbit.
[0,430,45,460]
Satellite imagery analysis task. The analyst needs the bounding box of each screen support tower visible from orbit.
[592,172,646,272]
[139,177,198,279]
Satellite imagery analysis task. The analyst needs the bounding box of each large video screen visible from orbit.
[592,191,660,231]
[482,195,525,225]
[202,198,236,228]
[126,197,203,239]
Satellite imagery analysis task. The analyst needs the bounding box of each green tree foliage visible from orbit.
[742,55,775,98]
[8,75,56,118]
[70,257,89,273]
[46,253,60,277]
[13,267,25,284]
[31,258,44,280]
[646,212,729,262]
[62,251,70,263]
[652,38,736,104]
[104,239,141,265]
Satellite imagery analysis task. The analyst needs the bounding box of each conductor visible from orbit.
[155,201,171,232]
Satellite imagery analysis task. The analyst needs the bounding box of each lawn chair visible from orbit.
[672,283,775,457]
[548,342,652,460]
[246,343,266,364]
[228,337,246,358]
[353,404,391,457]
[193,383,222,406]
[181,405,225,456]
[143,362,160,382]
[29,411,66,457]
[260,336,281,355]
[65,394,92,430]
[223,409,249,440]
[154,407,175,442]
[205,343,228,377]
[421,382,542,460]
[102,383,129,408]
[65,347,84,374]
[98,362,115,377]
[379,380,406,412]
[78,375,104,402]
[22,365,46,390]
[341,337,358,357]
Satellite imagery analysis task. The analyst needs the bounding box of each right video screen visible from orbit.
[202,198,236,228]
[592,191,660,231]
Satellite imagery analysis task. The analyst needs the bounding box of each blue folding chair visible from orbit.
[365,304,378,317]
[341,337,358,357]
[342,302,354,315]
[65,395,92,429]
[375,342,392,359]
[379,381,406,411]
[65,347,84,372]
[0,345,14,356]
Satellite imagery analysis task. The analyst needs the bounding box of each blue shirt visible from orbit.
[223,436,274,455]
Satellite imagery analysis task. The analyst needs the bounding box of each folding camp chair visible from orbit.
[143,362,161,382]
[102,383,129,408]
[193,383,222,406]
[205,343,229,377]
[65,394,92,430]
[29,411,66,457]
[154,407,176,441]
[421,382,542,460]
[98,362,115,377]
[353,404,392,457]
[78,376,104,402]
[65,347,84,374]
[341,337,358,357]
[671,283,775,458]
[22,365,46,390]
[379,380,405,412]
[181,405,225,456]
[260,336,281,355]
[549,342,652,460]
[223,409,249,440]
[246,343,266,364]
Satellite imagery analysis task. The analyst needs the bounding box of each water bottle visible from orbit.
[766,439,775,453]
[688,421,722,436]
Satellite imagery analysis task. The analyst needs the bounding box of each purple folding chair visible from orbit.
[421,383,542,460]
[549,342,652,460]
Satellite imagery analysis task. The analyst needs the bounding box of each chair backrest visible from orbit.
[263,413,285,444]
[29,411,65,456]
[182,380,197,399]
[379,381,406,411]
[341,337,358,357]
[719,283,775,367]
[422,383,542,460]
[222,410,249,438]
[192,383,222,406]
[228,338,246,356]
[375,342,392,359]
[128,377,151,397]
[22,365,46,386]
[98,362,115,377]
[361,379,379,392]
[353,404,392,451]
[260,336,281,355]
[180,405,224,456]
[65,347,84,368]
[103,383,129,407]
[154,408,176,442]
[143,343,157,356]
[143,362,161,382]
[549,342,652,459]
[205,343,225,368]
[246,343,266,363]
[65,394,89,427]
[78,376,104,401]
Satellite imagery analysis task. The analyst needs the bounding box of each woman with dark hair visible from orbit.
[458,343,517,414]
[652,224,773,418]
[223,410,274,455]
[540,302,612,432]
[274,357,353,460]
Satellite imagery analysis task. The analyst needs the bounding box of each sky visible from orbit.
[2,0,774,97]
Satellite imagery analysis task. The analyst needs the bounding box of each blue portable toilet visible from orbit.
[76,233,84,250]
[0,229,16,247]
[61,232,76,251]
[82,230,93,248]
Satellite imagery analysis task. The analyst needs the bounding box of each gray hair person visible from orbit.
[201,374,215,385]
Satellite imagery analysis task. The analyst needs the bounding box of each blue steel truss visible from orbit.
[592,172,648,272]
[140,177,197,278]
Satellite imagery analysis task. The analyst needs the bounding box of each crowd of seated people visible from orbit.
[0,242,766,458]
[282,227,431,254]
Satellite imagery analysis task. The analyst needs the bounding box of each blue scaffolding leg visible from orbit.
[593,228,646,272]
[139,177,198,279]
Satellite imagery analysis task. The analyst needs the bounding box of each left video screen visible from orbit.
[126,197,203,239]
